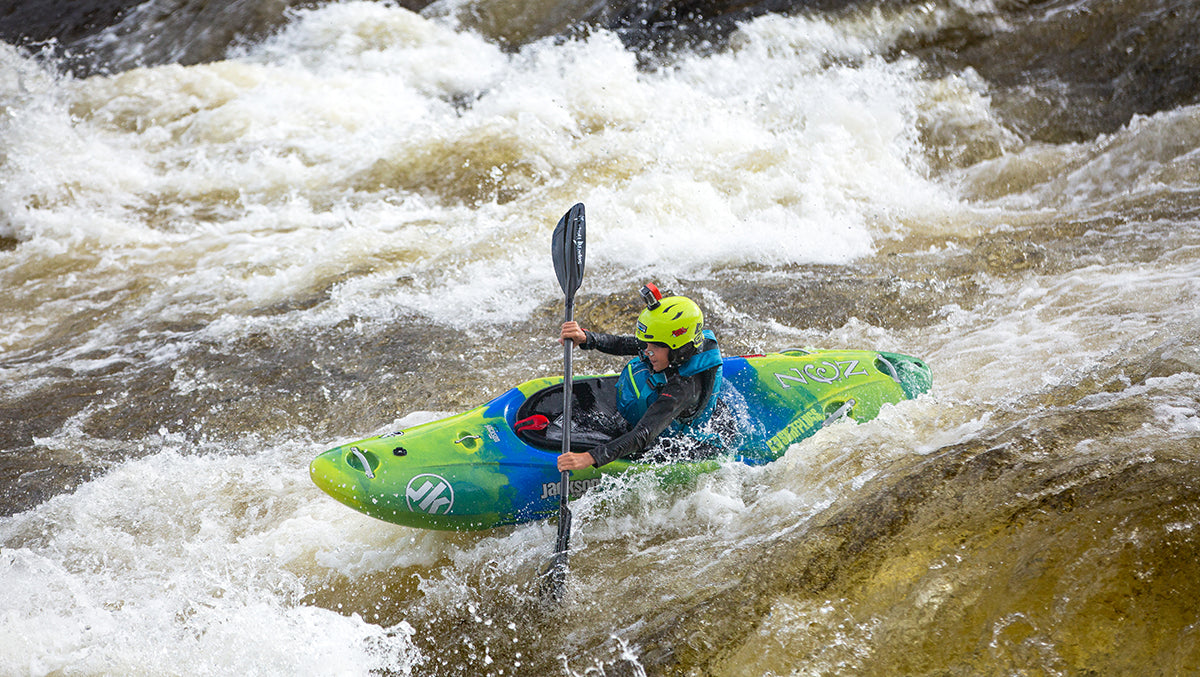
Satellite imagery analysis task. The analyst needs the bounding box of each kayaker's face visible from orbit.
[641,342,670,372]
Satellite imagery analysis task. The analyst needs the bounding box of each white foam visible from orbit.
[0,1,973,351]
[0,444,428,675]
[959,102,1200,209]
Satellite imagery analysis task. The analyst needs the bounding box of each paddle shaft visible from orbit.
[555,299,574,553]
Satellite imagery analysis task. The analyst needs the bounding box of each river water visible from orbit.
[2,0,1199,674]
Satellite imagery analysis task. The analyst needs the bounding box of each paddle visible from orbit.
[542,202,586,602]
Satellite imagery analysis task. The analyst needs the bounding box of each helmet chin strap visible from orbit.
[668,342,696,368]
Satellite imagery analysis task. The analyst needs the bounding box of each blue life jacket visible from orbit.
[615,330,723,439]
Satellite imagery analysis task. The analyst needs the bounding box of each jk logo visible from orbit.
[405,474,455,515]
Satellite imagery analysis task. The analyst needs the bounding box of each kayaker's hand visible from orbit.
[560,321,587,347]
[557,451,595,471]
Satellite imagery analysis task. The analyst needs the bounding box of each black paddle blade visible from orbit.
[539,506,572,603]
[551,203,586,301]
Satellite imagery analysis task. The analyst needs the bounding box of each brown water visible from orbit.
[1,0,1198,674]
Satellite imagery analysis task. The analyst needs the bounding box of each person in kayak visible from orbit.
[556,284,727,470]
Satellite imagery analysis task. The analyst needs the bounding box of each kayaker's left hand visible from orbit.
[557,451,595,471]
[560,321,587,347]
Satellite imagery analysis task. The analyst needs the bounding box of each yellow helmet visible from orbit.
[635,284,704,351]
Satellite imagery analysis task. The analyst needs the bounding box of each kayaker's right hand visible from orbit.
[560,321,586,347]
[557,451,595,471]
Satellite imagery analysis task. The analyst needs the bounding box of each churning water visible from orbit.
[2,0,1199,674]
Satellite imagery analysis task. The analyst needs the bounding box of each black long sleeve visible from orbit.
[581,330,639,356]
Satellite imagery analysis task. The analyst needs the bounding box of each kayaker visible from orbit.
[556,284,728,470]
